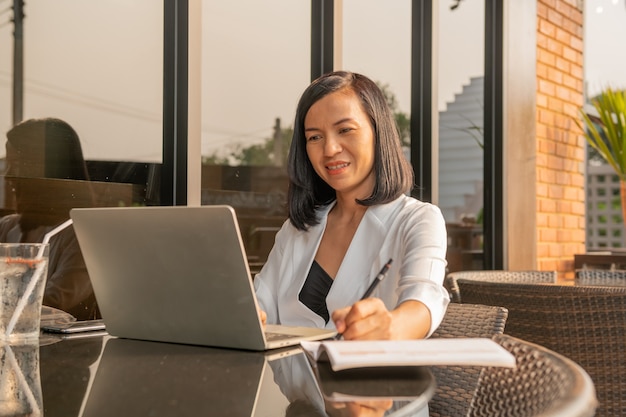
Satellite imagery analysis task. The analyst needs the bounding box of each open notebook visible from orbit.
[70,205,335,350]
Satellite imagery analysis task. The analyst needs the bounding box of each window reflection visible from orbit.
[200,1,309,271]
[342,0,412,151]
[1,0,163,210]
[0,1,162,318]
[1,118,98,319]
[437,0,485,272]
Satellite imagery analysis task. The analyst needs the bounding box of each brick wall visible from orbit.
[536,0,585,279]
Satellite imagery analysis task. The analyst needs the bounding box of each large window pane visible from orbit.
[200,1,310,271]
[342,0,412,154]
[21,1,161,162]
[0,1,162,319]
[584,0,626,97]
[1,0,163,211]
[437,0,485,272]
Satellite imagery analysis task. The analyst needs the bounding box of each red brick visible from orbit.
[547,66,564,83]
[538,49,557,67]
[570,64,583,79]
[537,182,549,198]
[557,191,572,204]
[564,214,579,228]
[547,97,564,112]
[555,27,570,44]
[570,36,583,53]
[563,186,578,200]
[537,243,551,258]
[537,2,549,19]
[542,0,557,10]
[540,259,559,271]
[548,184,564,199]
[555,0,573,17]
[547,8,563,26]
[541,199,558,213]
[572,201,585,215]
[555,56,571,73]
[550,244,563,257]
[539,19,556,38]
[548,213,563,228]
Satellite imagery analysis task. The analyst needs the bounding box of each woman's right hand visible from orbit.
[259,309,267,327]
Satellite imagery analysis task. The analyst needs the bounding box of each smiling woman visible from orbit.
[253,71,449,343]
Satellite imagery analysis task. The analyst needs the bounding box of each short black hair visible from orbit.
[287,71,414,230]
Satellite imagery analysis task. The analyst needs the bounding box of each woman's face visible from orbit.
[304,89,376,200]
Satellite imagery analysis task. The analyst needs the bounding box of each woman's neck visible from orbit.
[330,196,368,226]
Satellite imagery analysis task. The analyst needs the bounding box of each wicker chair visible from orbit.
[445,270,557,303]
[431,303,508,339]
[468,334,597,417]
[428,303,509,417]
[575,268,626,287]
[457,280,626,417]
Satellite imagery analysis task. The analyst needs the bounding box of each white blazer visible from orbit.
[254,194,450,337]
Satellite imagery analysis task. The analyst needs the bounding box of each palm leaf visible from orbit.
[578,88,626,181]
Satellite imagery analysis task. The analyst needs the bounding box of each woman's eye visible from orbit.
[339,127,353,134]
[307,134,321,142]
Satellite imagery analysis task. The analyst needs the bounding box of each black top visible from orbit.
[299,260,333,323]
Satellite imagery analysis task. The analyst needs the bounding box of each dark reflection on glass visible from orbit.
[0,118,98,319]
[273,352,432,417]
[0,341,43,416]
[201,165,289,274]
[78,338,286,417]
[36,336,432,417]
[39,335,104,417]
[4,117,93,223]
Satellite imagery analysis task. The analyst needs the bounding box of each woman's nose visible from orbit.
[324,135,342,156]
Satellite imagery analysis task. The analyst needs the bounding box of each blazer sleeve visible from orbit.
[395,202,449,337]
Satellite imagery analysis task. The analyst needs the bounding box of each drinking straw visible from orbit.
[4,219,74,338]
[4,344,41,417]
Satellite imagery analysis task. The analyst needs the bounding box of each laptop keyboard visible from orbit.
[265,331,293,341]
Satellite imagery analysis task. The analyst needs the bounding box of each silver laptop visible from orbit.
[69,205,336,350]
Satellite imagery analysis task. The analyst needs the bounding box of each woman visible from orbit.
[254,71,448,340]
[1,117,99,319]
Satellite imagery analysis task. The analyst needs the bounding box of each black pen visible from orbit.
[334,258,393,340]
[360,258,393,300]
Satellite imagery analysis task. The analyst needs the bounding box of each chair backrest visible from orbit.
[445,270,557,303]
[431,303,508,339]
[575,268,626,287]
[458,280,626,417]
[469,334,597,417]
[429,303,509,417]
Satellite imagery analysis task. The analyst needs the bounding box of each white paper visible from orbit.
[301,338,516,371]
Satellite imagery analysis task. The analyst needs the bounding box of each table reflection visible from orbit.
[39,335,104,417]
[36,335,432,417]
[0,341,42,417]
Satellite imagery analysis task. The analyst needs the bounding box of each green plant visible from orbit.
[579,88,626,180]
